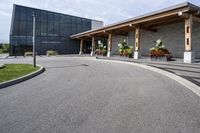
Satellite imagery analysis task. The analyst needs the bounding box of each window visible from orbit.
[41,11,48,36]
[76,18,82,33]
[86,19,91,30]
[19,7,27,36]
[71,17,77,34]
[82,19,91,32]
[12,6,20,35]
[60,15,65,36]
[54,13,60,36]
[35,10,41,36]
[26,8,33,36]
[11,36,19,46]
[10,5,93,55]
[65,15,71,35]
[48,12,54,36]
[26,8,33,22]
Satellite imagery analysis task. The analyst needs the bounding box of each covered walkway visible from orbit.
[71,2,200,63]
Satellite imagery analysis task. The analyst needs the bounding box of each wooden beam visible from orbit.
[143,16,181,26]
[185,14,192,51]
[142,27,157,32]
[72,7,189,38]
[112,30,128,36]
[135,27,140,51]
[178,12,200,23]
[107,33,112,57]
[91,37,95,56]
[103,7,189,33]
[178,12,189,19]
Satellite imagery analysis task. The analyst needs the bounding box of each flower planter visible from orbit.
[120,54,133,58]
[95,53,107,57]
[150,56,170,61]
[128,54,133,58]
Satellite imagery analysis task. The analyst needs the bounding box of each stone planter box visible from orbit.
[120,54,133,58]
[150,56,170,61]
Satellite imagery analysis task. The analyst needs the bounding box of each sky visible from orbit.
[0,0,200,43]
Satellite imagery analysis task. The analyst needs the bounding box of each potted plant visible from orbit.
[117,40,133,58]
[149,39,172,61]
[95,41,107,56]
[125,48,133,58]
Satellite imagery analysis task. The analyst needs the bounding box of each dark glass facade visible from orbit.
[10,5,92,55]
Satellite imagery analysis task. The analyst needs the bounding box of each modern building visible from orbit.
[71,2,200,63]
[9,4,103,56]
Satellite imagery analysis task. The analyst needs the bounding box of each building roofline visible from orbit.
[71,2,200,38]
[13,4,103,22]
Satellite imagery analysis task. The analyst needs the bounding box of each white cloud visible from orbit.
[0,0,199,43]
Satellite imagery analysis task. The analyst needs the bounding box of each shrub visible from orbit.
[46,50,58,56]
[0,43,9,53]
[24,52,33,57]
[0,64,6,69]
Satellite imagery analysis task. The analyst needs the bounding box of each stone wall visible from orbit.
[192,22,200,58]
[111,22,200,58]
[111,35,127,55]
[140,22,185,58]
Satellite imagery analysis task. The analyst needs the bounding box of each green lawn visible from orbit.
[0,64,39,83]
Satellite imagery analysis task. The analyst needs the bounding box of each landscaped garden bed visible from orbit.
[0,43,9,54]
[0,64,39,83]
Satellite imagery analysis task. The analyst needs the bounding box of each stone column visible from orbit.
[184,15,195,63]
[91,37,95,56]
[134,27,141,59]
[79,39,83,55]
[107,33,112,57]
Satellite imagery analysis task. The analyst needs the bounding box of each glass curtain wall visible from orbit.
[10,5,92,55]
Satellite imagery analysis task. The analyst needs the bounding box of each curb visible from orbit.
[97,58,200,97]
[0,65,45,89]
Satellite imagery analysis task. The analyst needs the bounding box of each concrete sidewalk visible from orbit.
[98,56,200,86]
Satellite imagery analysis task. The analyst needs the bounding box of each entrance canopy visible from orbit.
[71,2,200,39]
[71,2,200,63]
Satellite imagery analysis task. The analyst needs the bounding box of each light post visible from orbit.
[32,12,37,67]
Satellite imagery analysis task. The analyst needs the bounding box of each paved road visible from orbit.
[99,56,200,86]
[146,63,200,86]
[0,56,200,133]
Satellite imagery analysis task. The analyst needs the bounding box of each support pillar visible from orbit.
[184,15,195,63]
[134,27,141,59]
[107,33,112,57]
[91,37,95,56]
[79,39,83,55]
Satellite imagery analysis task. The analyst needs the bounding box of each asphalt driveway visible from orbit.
[0,56,200,133]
